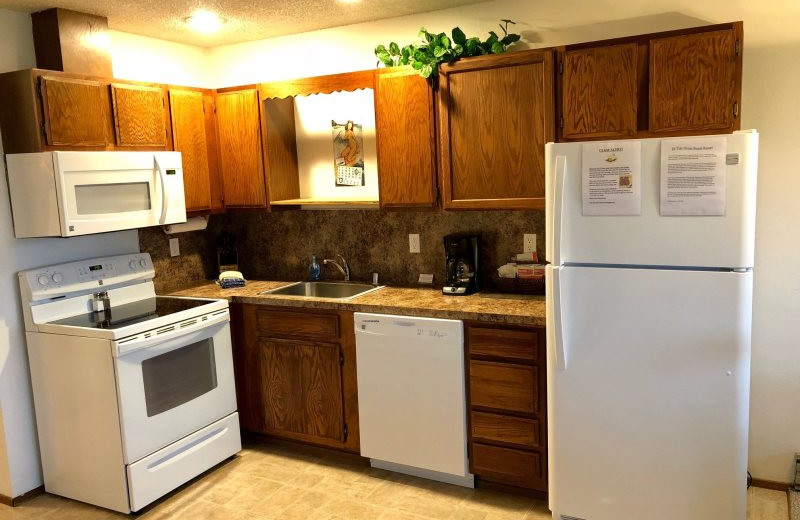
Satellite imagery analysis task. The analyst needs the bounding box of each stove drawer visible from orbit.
[127,412,241,512]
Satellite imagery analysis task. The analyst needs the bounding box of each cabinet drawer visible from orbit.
[471,411,540,449]
[469,361,537,414]
[256,309,340,340]
[468,326,538,361]
[471,443,543,489]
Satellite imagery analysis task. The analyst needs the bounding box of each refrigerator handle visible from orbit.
[551,155,567,266]
[550,267,567,371]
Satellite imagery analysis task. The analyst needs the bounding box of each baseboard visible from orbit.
[0,486,45,507]
[751,478,791,492]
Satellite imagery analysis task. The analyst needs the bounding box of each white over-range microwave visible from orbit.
[6,151,187,238]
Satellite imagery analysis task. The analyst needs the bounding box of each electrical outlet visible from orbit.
[524,234,536,253]
[409,234,421,254]
[169,238,180,257]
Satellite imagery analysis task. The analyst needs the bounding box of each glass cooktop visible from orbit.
[48,297,216,330]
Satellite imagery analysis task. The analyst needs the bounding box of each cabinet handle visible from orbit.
[733,101,739,119]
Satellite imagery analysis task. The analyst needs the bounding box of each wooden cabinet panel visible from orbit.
[259,337,344,443]
[111,83,166,147]
[255,308,340,340]
[375,67,437,208]
[471,443,543,489]
[471,411,540,449]
[469,360,537,414]
[561,43,638,139]
[438,50,554,210]
[216,89,268,208]
[468,326,538,362]
[650,27,740,133]
[169,89,211,212]
[40,76,111,147]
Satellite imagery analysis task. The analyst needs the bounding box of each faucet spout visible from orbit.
[323,255,350,282]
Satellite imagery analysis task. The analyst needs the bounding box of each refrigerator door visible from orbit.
[545,131,758,269]
[547,265,751,520]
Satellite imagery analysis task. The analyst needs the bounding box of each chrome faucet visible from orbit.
[323,255,350,282]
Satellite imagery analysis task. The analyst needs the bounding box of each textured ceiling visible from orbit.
[0,0,484,47]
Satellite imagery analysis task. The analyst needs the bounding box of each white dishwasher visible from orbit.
[354,313,473,487]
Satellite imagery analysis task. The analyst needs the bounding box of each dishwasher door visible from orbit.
[354,313,471,484]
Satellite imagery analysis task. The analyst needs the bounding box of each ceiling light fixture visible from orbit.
[185,10,226,33]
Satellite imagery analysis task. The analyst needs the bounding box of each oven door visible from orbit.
[53,151,186,236]
[114,319,237,464]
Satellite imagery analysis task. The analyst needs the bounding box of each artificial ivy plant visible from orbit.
[375,20,522,79]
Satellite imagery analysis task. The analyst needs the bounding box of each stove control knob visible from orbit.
[52,272,63,284]
[37,274,49,286]
[139,259,147,268]
[129,260,138,270]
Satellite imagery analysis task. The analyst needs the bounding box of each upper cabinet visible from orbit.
[40,75,112,147]
[374,67,438,208]
[560,44,639,140]
[649,27,741,133]
[438,50,555,210]
[168,88,223,213]
[557,22,742,141]
[215,88,269,208]
[111,83,167,148]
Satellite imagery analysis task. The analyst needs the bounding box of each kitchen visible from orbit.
[0,1,796,519]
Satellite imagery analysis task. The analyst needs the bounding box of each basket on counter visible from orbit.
[495,275,545,295]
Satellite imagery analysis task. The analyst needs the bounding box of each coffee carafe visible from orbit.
[443,234,479,295]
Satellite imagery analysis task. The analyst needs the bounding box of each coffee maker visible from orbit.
[443,234,480,295]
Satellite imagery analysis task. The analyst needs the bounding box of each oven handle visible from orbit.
[115,309,229,356]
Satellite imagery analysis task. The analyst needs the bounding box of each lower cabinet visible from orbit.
[466,323,547,493]
[231,304,359,453]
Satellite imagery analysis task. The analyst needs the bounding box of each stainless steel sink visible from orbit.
[260,281,384,300]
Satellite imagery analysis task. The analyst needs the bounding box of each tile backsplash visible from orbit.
[140,209,544,293]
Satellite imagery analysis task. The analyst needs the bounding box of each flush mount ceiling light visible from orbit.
[185,10,226,33]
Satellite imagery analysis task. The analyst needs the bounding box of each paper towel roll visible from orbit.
[163,216,208,234]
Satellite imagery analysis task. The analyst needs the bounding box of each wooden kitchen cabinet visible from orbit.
[559,43,639,139]
[215,88,269,208]
[466,322,547,493]
[40,75,113,147]
[168,88,224,213]
[232,304,359,453]
[111,83,167,148]
[649,25,742,133]
[374,66,438,208]
[437,49,555,210]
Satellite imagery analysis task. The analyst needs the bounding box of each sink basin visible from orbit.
[260,281,383,300]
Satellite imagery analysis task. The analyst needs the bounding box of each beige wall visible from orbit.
[110,30,212,87]
[206,0,800,483]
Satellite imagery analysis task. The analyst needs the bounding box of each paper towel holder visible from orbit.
[163,215,209,234]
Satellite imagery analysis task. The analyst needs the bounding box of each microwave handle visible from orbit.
[155,155,169,224]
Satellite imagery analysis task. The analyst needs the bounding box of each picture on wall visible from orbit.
[331,119,365,186]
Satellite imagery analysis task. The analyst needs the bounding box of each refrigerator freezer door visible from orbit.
[547,266,751,520]
[545,131,758,269]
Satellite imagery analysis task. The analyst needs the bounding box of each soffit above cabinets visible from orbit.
[0,0,483,47]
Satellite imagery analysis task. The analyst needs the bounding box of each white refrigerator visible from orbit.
[545,131,758,520]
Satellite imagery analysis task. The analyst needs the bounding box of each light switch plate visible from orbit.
[409,234,420,254]
[524,234,536,253]
[169,238,180,257]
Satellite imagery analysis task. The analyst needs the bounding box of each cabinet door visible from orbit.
[259,338,345,444]
[561,44,638,139]
[375,67,437,208]
[39,76,111,147]
[169,89,212,212]
[216,89,268,208]
[649,27,741,133]
[111,84,167,147]
[438,50,554,210]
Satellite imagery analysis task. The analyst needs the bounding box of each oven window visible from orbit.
[141,339,218,417]
[75,182,151,215]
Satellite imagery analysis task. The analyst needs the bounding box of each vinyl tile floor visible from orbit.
[0,441,790,520]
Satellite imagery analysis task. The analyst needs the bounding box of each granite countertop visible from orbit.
[170,280,546,327]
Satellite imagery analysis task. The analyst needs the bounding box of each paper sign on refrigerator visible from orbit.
[660,136,727,216]
[582,141,642,216]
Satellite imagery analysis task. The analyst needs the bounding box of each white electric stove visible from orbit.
[20,253,241,513]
